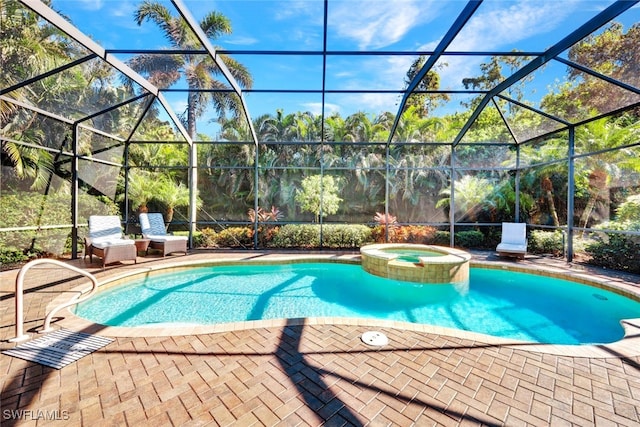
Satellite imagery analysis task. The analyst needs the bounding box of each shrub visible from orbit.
[371,225,387,243]
[370,227,485,249]
[433,231,450,245]
[189,231,206,248]
[271,224,372,249]
[321,224,372,248]
[393,225,438,244]
[528,230,564,256]
[585,233,640,274]
[454,230,484,248]
[256,225,280,248]
[583,195,640,272]
[372,225,437,244]
[0,191,119,257]
[272,224,320,248]
[214,227,253,248]
[0,245,32,268]
[198,228,218,247]
[616,194,640,223]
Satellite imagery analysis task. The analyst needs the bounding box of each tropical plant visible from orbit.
[122,169,159,213]
[1,0,76,189]
[155,178,199,223]
[130,0,252,137]
[295,175,343,222]
[248,206,283,222]
[616,194,640,223]
[373,212,397,226]
[576,118,639,232]
[436,175,495,222]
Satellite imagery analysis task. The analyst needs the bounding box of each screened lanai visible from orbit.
[1,0,639,271]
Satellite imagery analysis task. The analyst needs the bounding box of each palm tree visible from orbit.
[130,0,253,138]
[1,0,73,189]
[155,178,197,223]
[575,118,639,234]
[120,169,158,213]
[436,175,496,223]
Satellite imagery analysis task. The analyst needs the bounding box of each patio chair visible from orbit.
[85,215,137,268]
[496,222,527,259]
[139,212,188,257]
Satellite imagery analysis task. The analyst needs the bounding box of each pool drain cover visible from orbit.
[361,331,389,346]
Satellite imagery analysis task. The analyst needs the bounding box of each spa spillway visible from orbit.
[360,243,471,284]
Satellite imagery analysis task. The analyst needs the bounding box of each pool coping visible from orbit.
[46,254,640,358]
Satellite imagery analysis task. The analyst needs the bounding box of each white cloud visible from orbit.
[448,0,581,51]
[274,1,324,24]
[414,0,584,91]
[332,55,413,92]
[301,102,341,116]
[74,0,103,11]
[226,36,259,46]
[108,1,136,19]
[329,0,423,50]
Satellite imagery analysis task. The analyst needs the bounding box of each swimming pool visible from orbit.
[73,262,640,345]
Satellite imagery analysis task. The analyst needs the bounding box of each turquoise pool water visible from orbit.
[380,248,443,263]
[74,263,640,345]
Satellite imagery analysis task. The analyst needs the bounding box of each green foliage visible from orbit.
[189,230,206,248]
[272,224,320,248]
[271,224,372,249]
[0,245,32,268]
[121,170,199,222]
[616,194,640,223]
[437,175,495,222]
[295,175,343,222]
[582,193,640,272]
[370,227,485,249]
[198,228,218,248]
[321,225,373,249]
[131,0,252,137]
[372,225,438,244]
[528,230,564,255]
[433,231,451,246]
[454,231,485,248]
[0,191,119,256]
[122,169,157,211]
[213,227,253,248]
[585,233,640,275]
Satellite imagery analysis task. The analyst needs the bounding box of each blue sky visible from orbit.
[49,0,639,133]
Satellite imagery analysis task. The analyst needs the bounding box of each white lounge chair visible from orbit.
[139,212,188,257]
[85,215,137,268]
[496,222,527,259]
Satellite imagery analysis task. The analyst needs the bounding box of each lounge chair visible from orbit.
[139,212,188,257]
[496,222,527,259]
[85,215,137,268]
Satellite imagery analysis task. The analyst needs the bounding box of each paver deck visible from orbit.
[1,250,639,426]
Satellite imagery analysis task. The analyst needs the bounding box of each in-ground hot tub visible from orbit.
[360,243,471,284]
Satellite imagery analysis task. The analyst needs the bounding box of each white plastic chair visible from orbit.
[496,222,527,259]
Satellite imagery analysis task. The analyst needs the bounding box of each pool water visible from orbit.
[381,248,443,263]
[74,263,640,345]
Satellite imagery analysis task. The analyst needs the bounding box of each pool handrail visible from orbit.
[9,258,100,343]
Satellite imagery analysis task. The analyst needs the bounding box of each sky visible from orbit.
[47,0,639,135]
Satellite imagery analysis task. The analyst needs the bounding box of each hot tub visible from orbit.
[360,243,471,284]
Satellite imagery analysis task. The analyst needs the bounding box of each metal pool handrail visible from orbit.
[9,258,100,343]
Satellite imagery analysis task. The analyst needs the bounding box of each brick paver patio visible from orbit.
[1,251,639,426]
